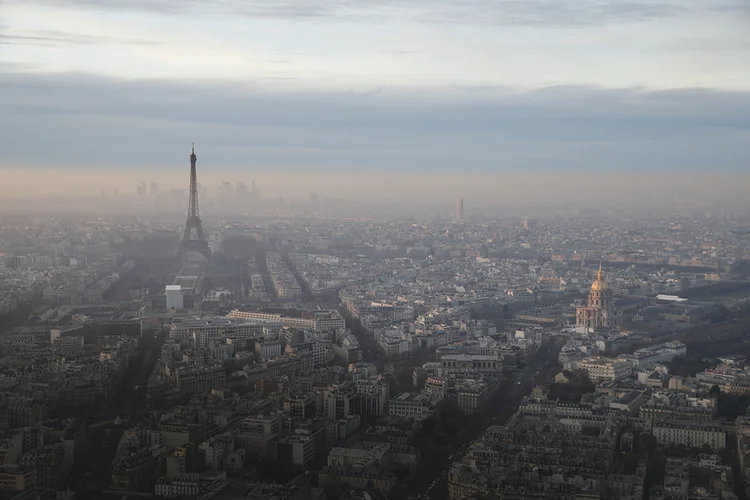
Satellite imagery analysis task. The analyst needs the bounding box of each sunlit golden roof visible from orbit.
[591,279,609,292]
[590,263,608,292]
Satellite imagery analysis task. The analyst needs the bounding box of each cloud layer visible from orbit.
[3,0,749,87]
[0,71,748,171]
[0,30,163,47]
[5,0,730,26]
[1,0,748,175]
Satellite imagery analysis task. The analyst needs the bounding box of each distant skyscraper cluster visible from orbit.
[212,181,261,211]
[235,181,261,205]
[134,176,261,212]
[137,181,160,200]
[455,197,464,224]
[131,145,264,214]
[217,182,233,203]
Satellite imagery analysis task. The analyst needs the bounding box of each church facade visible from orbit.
[576,264,620,331]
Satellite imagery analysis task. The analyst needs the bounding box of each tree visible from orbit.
[709,385,721,397]
[709,304,731,323]
[665,443,687,458]
[638,432,657,453]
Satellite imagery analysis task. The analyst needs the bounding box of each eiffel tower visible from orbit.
[177,143,211,262]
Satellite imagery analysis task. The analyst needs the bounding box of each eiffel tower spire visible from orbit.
[177,143,211,262]
[187,142,200,220]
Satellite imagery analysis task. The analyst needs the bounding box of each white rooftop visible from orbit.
[656,294,688,302]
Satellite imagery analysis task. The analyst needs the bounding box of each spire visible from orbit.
[192,142,195,155]
[597,262,603,281]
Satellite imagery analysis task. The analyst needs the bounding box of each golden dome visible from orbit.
[590,263,608,292]
[590,279,609,292]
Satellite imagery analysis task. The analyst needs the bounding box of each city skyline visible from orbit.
[2,168,750,210]
[3,2,750,497]
[1,0,749,173]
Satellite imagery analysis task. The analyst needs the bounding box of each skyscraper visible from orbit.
[198,183,210,206]
[455,198,464,224]
[218,182,232,197]
[136,181,147,200]
[250,180,260,203]
[235,182,249,204]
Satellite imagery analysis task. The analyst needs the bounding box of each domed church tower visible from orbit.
[576,263,617,332]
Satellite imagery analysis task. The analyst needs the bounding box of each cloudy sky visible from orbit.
[1,0,749,193]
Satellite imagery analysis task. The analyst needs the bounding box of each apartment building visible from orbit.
[228,309,345,332]
[578,357,632,382]
[169,317,282,342]
[389,393,434,421]
[0,465,36,500]
[652,420,726,450]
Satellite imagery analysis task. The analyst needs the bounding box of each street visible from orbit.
[408,336,566,500]
[68,328,165,495]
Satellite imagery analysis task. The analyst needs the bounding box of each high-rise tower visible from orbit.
[455,198,465,224]
[177,143,211,262]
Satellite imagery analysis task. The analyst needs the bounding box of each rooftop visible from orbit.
[392,392,428,402]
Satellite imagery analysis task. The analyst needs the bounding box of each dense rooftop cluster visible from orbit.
[0,209,749,499]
